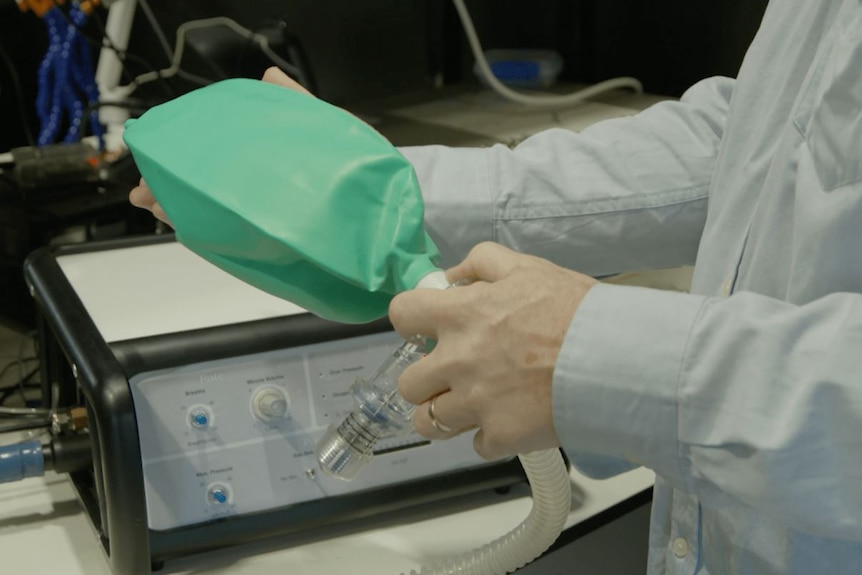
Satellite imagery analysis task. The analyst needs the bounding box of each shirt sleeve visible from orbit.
[554,283,862,541]
[399,76,735,275]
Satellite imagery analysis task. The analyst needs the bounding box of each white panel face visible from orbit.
[56,242,307,342]
[130,332,490,530]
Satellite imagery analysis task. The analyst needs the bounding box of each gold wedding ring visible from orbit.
[428,396,454,434]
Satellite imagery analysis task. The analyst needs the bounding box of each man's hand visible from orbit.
[129,177,171,225]
[128,67,312,226]
[390,242,598,460]
[260,66,312,95]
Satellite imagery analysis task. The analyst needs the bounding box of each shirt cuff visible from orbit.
[553,283,708,481]
[399,145,493,267]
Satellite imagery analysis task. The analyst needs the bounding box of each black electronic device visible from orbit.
[24,235,526,575]
[11,143,102,190]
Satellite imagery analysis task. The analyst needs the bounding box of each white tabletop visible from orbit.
[56,241,307,343]
[0,450,653,575]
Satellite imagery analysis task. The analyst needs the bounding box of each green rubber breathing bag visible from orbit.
[123,79,442,324]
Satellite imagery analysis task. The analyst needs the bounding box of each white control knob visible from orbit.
[252,387,289,421]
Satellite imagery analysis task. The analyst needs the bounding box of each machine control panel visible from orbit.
[130,331,490,530]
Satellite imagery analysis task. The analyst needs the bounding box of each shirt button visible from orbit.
[721,278,732,297]
[673,537,689,559]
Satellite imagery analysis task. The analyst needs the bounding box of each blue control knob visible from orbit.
[207,483,231,505]
[188,406,213,429]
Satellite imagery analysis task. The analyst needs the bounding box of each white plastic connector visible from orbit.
[415,270,449,290]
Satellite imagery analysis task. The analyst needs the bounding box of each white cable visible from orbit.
[0,406,51,416]
[132,1,211,87]
[116,17,302,96]
[451,0,643,108]
[137,0,173,63]
[407,449,571,575]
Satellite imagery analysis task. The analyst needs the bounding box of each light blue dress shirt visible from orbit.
[401,0,862,573]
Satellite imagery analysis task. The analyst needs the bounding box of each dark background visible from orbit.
[2,0,769,151]
[0,0,769,327]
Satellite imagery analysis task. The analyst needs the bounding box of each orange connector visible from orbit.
[18,0,101,17]
[17,0,62,17]
[77,0,102,15]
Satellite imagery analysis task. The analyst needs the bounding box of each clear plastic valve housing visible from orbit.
[316,338,429,480]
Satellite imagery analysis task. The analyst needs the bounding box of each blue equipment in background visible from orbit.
[36,3,104,148]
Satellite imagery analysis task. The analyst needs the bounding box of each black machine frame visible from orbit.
[23,235,528,575]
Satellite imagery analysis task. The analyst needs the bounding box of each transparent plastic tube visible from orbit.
[315,274,572,573]
[316,338,429,479]
[409,449,571,575]
[317,271,448,479]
